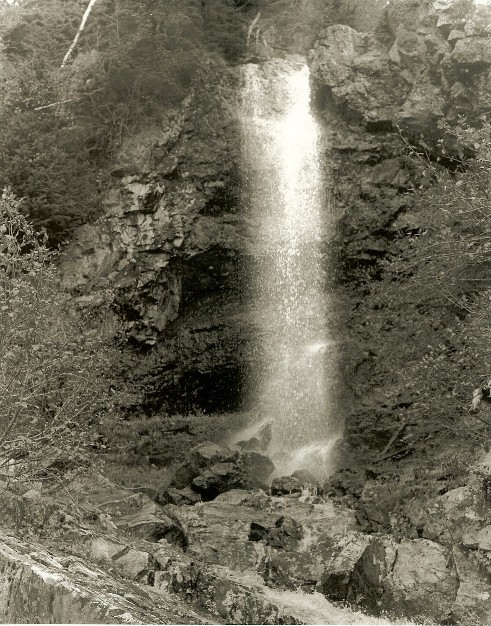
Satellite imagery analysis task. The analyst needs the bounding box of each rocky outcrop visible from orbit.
[310,0,491,136]
[0,533,214,624]
[61,85,242,346]
[59,69,250,416]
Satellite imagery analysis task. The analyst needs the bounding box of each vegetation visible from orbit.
[336,117,491,517]
[0,0,250,244]
[0,188,114,480]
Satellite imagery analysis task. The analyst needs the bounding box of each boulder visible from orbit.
[89,537,125,562]
[405,486,484,544]
[169,441,239,490]
[236,422,272,453]
[249,521,270,542]
[154,486,201,507]
[240,451,275,483]
[263,551,324,591]
[316,531,373,602]
[191,462,251,501]
[357,480,399,532]
[385,539,459,621]
[266,516,304,551]
[249,516,304,552]
[347,537,398,611]
[291,469,319,490]
[117,502,187,548]
[271,475,302,496]
[450,547,491,624]
[452,37,491,68]
[113,548,154,581]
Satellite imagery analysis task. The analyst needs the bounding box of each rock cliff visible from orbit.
[311,0,491,136]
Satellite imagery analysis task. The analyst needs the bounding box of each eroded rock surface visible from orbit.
[311,0,491,136]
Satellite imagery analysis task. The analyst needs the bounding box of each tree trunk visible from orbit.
[61,0,98,68]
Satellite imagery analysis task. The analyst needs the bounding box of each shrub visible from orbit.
[0,188,114,480]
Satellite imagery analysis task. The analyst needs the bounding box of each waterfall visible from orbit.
[240,58,341,478]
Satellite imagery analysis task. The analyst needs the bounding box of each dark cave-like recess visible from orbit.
[149,365,249,415]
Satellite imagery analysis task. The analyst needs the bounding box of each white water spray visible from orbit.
[241,59,341,478]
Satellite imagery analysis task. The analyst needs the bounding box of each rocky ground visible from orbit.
[2,437,491,624]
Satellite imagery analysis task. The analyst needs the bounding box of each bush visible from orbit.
[341,116,490,482]
[0,188,114,479]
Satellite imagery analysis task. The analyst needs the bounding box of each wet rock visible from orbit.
[291,469,319,491]
[114,548,154,581]
[317,531,373,602]
[154,486,201,507]
[191,462,251,501]
[167,500,269,572]
[271,475,302,496]
[249,516,304,552]
[264,551,324,591]
[240,452,275,483]
[249,522,270,542]
[213,489,271,508]
[169,441,239,490]
[236,422,272,453]
[236,437,262,452]
[118,502,187,548]
[267,516,304,551]
[385,539,459,621]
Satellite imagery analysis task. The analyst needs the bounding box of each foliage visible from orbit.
[344,118,491,476]
[0,188,114,479]
[0,0,247,243]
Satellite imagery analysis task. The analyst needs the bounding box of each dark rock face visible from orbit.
[60,68,251,416]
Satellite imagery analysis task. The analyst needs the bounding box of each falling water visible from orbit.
[240,58,341,478]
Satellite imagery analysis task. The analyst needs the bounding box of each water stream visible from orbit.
[240,58,342,478]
